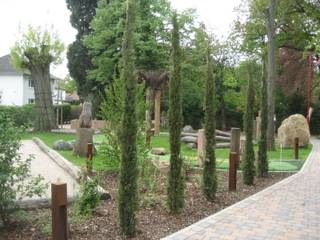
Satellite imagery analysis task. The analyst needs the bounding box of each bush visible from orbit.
[0,104,36,127]
[53,104,72,123]
[0,113,47,226]
[74,177,101,217]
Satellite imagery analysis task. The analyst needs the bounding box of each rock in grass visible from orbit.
[151,148,166,155]
[187,143,197,149]
[278,114,310,148]
[181,136,197,143]
[53,140,73,151]
[183,125,197,133]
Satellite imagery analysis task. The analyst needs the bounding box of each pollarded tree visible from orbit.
[202,44,218,201]
[118,0,139,236]
[11,26,64,131]
[167,12,184,213]
[243,63,256,185]
[257,52,269,177]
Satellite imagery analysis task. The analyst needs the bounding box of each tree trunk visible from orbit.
[154,89,161,135]
[145,87,153,147]
[30,64,57,131]
[266,0,277,150]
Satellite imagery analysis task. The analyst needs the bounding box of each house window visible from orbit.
[28,98,35,104]
[28,79,34,88]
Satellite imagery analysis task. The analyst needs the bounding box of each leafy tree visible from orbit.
[167,12,184,213]
[85,0,171,88]
[66,0,98,100]
[202,44,217,201]
[257,52,269,177]
[266,0,277,150]
[243,63,256,185]
[59,75,77,93]
[0,113,46,226]
[118,0,139,236]
[11,26,64,131]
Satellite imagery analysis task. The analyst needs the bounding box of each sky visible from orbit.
[0,0,242,78]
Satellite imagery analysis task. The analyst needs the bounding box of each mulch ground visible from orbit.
[0,171,292,240]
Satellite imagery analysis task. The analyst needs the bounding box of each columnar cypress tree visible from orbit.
[167,12,184,213]
[118,0,138,236]
[202,45,217,201]
[257,54,269,177]
[243,64,256,185]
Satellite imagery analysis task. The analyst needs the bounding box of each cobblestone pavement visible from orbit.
[163,139,320,240]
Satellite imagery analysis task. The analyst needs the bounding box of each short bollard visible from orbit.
[294,137,299,160]
[229,152,238,191]
[87,143,94,174]
[52,182,68,240]
[230,128,241,166]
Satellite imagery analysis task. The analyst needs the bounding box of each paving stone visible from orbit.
[162,138,320,240]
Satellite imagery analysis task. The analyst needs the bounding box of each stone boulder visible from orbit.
[53,140,73,151]
[278,114,310,148]
[181,136,197,143]
[187,143,197,149]
[151,148,166,155]
[182,125,196,133]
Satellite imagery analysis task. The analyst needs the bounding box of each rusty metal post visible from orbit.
[52,182,68,240]
[229,152,238,191]
[87,143,94,174]
[231,128,241,166]
[294,137,299,160]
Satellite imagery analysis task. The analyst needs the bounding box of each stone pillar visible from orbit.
[154,89,161,136]
[198,129,206,167]
[74,128,94,157]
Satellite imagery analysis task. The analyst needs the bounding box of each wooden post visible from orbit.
[229,152,238,191]
[294,137,299,160]
[197,129,206,167]
[230,128,241,165]
[52,182,68,240]
[87,143,94,174]
[154,89,161,136]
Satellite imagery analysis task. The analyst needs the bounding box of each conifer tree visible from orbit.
[243,64,256,185]
[118,0,138,236]
[167,12,184,213]
[257,54,269,177]
[202,45,218,200]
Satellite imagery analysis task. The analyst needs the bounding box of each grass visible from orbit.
[23,132,312,172]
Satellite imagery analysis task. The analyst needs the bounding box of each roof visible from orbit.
[0,54,62,80]
[0,54,21,76]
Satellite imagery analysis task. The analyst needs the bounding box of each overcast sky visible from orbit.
[0,0,241,78]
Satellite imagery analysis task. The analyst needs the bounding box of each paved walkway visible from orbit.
[20,140,80,202]
[163,139,320,240]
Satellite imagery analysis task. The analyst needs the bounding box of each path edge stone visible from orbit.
[16,138,110,209]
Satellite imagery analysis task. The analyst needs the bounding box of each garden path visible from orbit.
[20,140,80,202]
[162,139,320,240]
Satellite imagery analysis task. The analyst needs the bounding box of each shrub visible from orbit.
[0,113,47,226]
[0,104,36,127]
[74,177,101,217]
[53,104,72,123]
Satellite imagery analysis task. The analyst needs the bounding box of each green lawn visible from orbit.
[23,132,312,172]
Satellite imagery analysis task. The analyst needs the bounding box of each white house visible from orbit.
[0,54,65,106]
